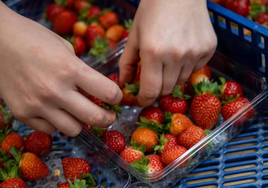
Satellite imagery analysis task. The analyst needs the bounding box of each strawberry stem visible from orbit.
[81,173,97,187]
[125,83,140,96]
[130,141,146,153]
[172,85,191,100]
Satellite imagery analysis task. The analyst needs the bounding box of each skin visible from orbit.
[0,1,122,136]
[119,0,217,107]
[0,0,217,136]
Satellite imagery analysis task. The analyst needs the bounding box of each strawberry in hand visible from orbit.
[159,85,191,114]
[190,80,222,130]
[121,82,140,106]
[219,77,244,101]
[120,141,146,164]
[130,154,165,173]
[120,19,133,40]
[221,96,255,125]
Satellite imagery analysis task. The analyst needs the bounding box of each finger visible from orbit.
[60,91,117,130]
[161,63,181,96]
[42,108,83,137]
[23,118,57,134]
[118,30,140,88]
[135,55,163,107]
[176,64,195,85]
[75,63,122,105]
[192,56,211,73]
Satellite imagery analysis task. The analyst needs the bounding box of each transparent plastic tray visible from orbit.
[77,47,268,187]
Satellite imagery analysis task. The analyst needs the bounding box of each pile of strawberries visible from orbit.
[84,62,255,174]
[210,0,268,28]
[0,128,99,188]
[44,0,132,57]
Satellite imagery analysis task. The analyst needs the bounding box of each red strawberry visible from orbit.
[130,154,165,173]
[103,130,126,153]
[71,36,87,56]
[153,134,178,156]
[58,182,70,188]
[160,145,187,166]
[9,147,49,181]
[178,125,206,149]
[86,5,101,18]
[159,85,191,114]
[53,10,77,35]
[138,105,164,125]
[120,19,133,40]
[168,113,194,137]
[73,21,88,37]
[74,0,91,13]
[0,178,26,188]
[120,83,140,106]
[99,11,119,29]
[62,157,91,182]
[107,73,119,85]
[85,24,105,47]
[219,77,244,101]
[0,131,25,156]
[120,141,145,164]
[221,97,255,125]
[83,123,107,139]
[25,131,52,156]
[255,12,268,26]
[45,3,65,22]
[105,25,125,42]
[224,0,250,17]
[190,81,222,130]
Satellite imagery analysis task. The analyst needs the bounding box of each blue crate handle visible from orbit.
[207,1,268,78]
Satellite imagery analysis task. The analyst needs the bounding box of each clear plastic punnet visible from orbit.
[78,47,268,187]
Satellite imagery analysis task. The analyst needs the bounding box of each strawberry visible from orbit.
[167,112,194,136]
[120,141,145,164]
[55,0,74,9]
[160,145,187,166]
[9,147,49,181]
[105,25,125,42]
[121,83,140,106]
[86,5,101,18]
[99,11,119,29]
[219,77,244,101]
[0,131,25,156]
[221,97,255,125]
[130,154,165,173]
[159,85,191,114]
[85,24,105,47]
[0,109,13,130]
[58,175,96,188]
[224,0,250,17]
[178,125,206,149]
[73,21,88,37]
[45,3,65,22]
[25,131,52,156]
[120,19,133,40]
[0,178,26,188]
[132,61,141,84]
[131,128,159,153]
[62,157,91,182]
[74,0,91,13]
[138,105,164,125]
[254,12,268,26]
[190,80,222,130]
[83,123,107,139]
[88,95,122,118]
[107,73,119,85]
[70,36,87,56]
[53,10,77,35]
[153,134,178,156]
[192,65,212,79]
[103,130,126,153]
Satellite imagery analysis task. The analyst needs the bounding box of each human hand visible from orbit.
[0,2,122,136]
[119,0,217,107]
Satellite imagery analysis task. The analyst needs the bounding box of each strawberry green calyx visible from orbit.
[192,79,221,98]
[125,83,140,96]
[55,0,68,7]
[89,36,110,57]
[249,1,267,19]
[8,147,22,165]
[153,134,169,152]
[90,127,107,138]
[67,177,88,188]
[136,117,170,135]
[218,77,226,92]
[130,141,146,153]
[221,95,240,106]
[102,104,122,119]
[130,155,149,173]
[0,150,9,163]
[81,173,97,187]
[0,164,20,181]
[123,19,133,31]
[172,85,191,100]
[0,129,10,145]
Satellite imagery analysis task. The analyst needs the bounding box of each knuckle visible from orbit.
[142,89,159,101]
[40,82,60,100]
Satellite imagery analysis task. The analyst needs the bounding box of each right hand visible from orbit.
[0,2,122,136]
